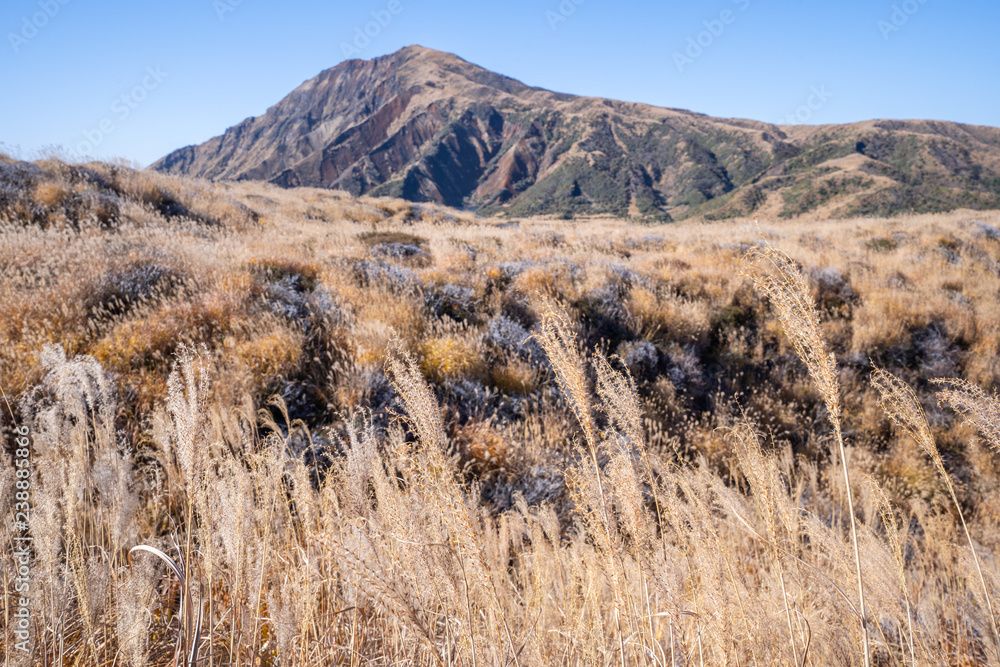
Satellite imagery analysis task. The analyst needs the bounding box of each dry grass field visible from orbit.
[6,154,1000,665]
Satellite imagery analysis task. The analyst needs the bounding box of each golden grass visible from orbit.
[6,157,1000,664]
[418,336,485,383]
[32,181,69,208]
[489,357,539,395]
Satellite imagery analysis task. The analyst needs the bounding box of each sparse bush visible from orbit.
[92,256,182,316]
[352,258,418,291]
[486,315,547,366]
[425,282,477,321]
[617,338,659,378]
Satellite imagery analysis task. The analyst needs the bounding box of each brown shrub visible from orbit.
[418,336,485,382]
[33,180,69,208]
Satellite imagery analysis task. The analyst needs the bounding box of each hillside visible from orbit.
[8,154,1000,662]
[152,45,1000,220]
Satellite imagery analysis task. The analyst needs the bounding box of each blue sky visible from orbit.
[2,0,997,166]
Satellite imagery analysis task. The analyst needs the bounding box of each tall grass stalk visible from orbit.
[744,238,871,665]
[873,368,1000,660]
[534,304,632,667]
[930,377,1000,660]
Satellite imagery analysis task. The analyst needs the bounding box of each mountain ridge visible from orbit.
[153,45,1000,220]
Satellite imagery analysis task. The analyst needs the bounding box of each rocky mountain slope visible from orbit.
[153,45,1000,220]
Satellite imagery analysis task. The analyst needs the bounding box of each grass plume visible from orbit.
[744,234,871,665]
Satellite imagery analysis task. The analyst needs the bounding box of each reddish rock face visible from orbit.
[153,45,1000,220]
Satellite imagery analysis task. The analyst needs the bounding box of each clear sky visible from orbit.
[2,0,997,167]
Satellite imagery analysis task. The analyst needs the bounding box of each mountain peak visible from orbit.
[152,46,1000,220]
[394,44,448,58]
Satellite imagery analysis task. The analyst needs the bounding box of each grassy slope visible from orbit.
[5,155,1000,663]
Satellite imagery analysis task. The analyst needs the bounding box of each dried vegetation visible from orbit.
[4,155,1000,664]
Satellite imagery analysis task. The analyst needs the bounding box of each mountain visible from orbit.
[152,45,1000,221]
